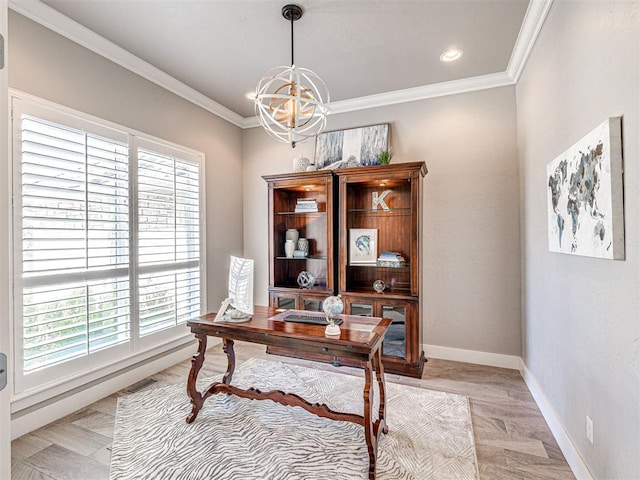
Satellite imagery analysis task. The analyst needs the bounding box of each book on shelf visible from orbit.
[376,251,406,267]
[295,198,319,213]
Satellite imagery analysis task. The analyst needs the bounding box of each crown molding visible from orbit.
[8,0,246,128]
[242,71,515,129]
[241,115,261,129]
[507,0,554,83]
[330,71,515,115]
[11,0,553,130]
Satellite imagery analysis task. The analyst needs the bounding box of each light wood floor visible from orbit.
[11,342,576,480]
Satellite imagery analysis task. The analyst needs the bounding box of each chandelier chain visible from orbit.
[290,13,294,66]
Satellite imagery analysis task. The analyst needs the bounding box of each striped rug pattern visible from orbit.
[110,358,479,480]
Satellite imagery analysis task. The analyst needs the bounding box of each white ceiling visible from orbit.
[13,0,544,124]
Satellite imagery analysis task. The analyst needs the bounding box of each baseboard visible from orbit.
[520,361,594,480]
[424,344,521,370]
[11,338,220,439]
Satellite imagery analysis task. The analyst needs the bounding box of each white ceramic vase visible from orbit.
[297,238,309,255]
[285,229,299,243]
[293,156,310,172]
[284,240,295,258]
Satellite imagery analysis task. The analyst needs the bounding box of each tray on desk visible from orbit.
[270,310,343,326]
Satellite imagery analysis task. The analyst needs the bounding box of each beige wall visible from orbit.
[9,12,244,309]
[243,86,522,356]
[516,1,640,478]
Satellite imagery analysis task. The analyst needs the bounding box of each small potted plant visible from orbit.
[377,148,394,165]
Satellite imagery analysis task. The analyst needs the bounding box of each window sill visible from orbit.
[11,332,196,414]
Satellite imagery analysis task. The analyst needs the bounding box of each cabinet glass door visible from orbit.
[350,303,373,317]
[275,296,296,310]
[302,297,324,312]
[381,305,406,359]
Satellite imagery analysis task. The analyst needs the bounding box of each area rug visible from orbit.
[110,358,479,480]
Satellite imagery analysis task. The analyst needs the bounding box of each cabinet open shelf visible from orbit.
[276,256,327,260]
[276,211,327,216]
[345,287,413,297]
[347,264,410,269]
[348,207,411,214]
[273,283,328,290]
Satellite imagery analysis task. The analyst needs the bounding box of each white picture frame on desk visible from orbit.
[214,256,254,323]
[349,228,377,265]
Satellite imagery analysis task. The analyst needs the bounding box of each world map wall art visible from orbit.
[547,117,624,260]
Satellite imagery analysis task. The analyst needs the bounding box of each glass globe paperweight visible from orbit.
[322,294,343,336]
[373,279,386,293]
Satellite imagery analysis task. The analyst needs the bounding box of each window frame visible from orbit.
[10,91,207,408]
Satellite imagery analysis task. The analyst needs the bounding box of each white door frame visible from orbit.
[0,0,11,477]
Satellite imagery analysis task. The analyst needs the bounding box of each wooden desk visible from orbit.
[186,306,391,479]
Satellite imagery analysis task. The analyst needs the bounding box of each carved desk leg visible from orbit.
[363,359,377,480]
[186,333,207,424]
[374,347,388,434]
[222,338,235,385]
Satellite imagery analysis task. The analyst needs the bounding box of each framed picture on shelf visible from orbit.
[349,228,378,265]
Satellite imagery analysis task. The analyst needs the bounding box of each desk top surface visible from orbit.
[187,306,391,355]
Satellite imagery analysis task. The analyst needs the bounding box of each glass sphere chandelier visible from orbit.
[255,4,330,148]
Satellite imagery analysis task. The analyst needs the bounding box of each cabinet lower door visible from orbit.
[380,304,407,360]
[349,302,374,317]
[300,295,325,312]
[345,299,407,359]
[270,291,329,311]
[270,292,297,310]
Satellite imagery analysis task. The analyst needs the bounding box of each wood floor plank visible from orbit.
[10,434,52,462]
[11,460,55,480]
[70,410,116,438]
[89,443,112,467]
[31,422,111,457]
[479,438,549,458]
[22,445,109,480]
[85,396,118,416]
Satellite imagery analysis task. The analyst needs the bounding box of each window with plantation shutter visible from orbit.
[137,145,201,336]
[12,95,205,397]
[19,115,131,374]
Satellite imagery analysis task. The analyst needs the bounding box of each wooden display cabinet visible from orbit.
[263,163,427,378]
[263,170,336,309]
[336,162,427,377]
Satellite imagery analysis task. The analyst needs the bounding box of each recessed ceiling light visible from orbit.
[245,91,257,100]
[440,48,464,63]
